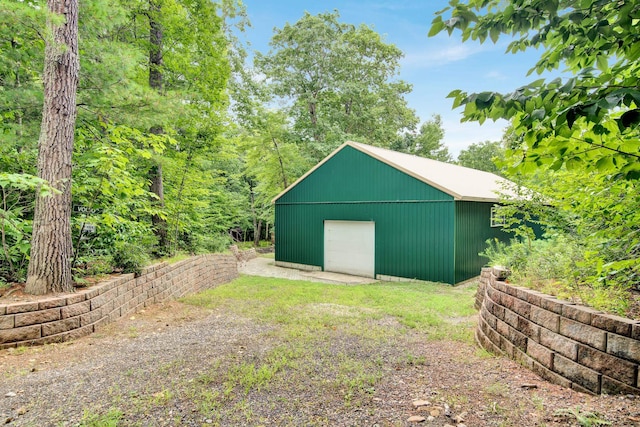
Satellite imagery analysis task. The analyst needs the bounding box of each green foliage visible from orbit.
[430,0,640,318]
[256,10,418,161]
[391,114,452,162]
[430,0,640,179]
[481,233,631,315]
[0,0,248,284]
[111,239,152,276]
[554,407,612,427]
[184,275,477,337]
[79,407,124,427]
[0,173,56,282]
[457,140,503,174]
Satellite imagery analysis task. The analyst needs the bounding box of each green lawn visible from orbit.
[183,275,478,340]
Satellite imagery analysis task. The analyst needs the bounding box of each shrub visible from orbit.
[481,234,631,316]
[111,241,150,275]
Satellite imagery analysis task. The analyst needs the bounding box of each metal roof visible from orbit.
[273,141,513,203]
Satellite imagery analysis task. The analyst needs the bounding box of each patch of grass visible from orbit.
[484,382,509,397]
[149,389,173,406]
[196,389,221,415]
[78,407,123,427]
[224,361,280,396]
[554,407,612,426]
[475,347,496,359]
[336,355,381,407]
[405,353,427,366]
[10,346,29,355]
[182,275,477,340]
[159,252,191,265]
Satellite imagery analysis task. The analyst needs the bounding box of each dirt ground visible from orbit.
[0,260,639,426]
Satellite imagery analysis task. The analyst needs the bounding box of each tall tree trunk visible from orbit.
[248,179,260,247]
[271,137,288,189]
[149,0,167,253]
[25,0,79,295]
[254,219,262,247]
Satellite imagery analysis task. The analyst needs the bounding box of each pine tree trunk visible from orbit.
[149,0,168,253]
[25,0,79,295]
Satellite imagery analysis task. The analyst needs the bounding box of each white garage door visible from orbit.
[324,220,375,278]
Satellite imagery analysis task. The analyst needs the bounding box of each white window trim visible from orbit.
[491,206,506,228]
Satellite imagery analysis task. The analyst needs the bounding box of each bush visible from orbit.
[481,234,631,316]
[111,241,150,275]
[73,256,113,277]
[199,232,233,253]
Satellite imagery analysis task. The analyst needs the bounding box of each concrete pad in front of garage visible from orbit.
[239,256,377,285]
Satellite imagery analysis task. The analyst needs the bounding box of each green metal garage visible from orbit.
[272,141,512,284]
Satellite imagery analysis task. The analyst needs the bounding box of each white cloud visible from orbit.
[485,70,508,80]
[401,39,492,69]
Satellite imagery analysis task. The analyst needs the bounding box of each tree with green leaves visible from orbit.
[0,0,238,288]
[391,114,452,162]
[256,11,418,161]
[430,0,640,179]
[457,140,503,173]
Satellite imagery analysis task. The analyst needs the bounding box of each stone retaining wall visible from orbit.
[0,254,238,349]
[229,245,258,263]
[476,267,640,395]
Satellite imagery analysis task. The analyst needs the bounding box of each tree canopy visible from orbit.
[430,0,640,179]
[390,115,452,162]
[255,11,418,161]
[457,140,502,174]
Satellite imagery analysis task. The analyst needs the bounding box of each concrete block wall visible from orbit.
[0,254,237,349]
[229,245,257,263]
[476,267,640,395]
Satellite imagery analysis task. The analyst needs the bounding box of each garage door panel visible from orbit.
[324,221,375,278]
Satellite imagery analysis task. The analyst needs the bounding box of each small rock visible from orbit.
[458,424,468,427]
[4,416,14,424]
[453,412,467,423]
[407,415,425,423]
[521,383,538,389]
[4,393,16,398]
[205,419,213,424]
[16,408,26,416]
[426,416,434,422]
[429,409,440,417]
[443,403,451,417]
[412,399,430,408]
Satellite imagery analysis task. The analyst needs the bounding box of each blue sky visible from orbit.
[239,0,545,156]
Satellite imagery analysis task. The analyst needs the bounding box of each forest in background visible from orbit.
[1,1,469,289]
[1,0,638,316]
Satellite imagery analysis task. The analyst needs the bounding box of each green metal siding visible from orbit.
[275,201,456,283]
[275,146,458,284]
[453,201,511,283]
[276,145,513,284]
[277,145,453,204]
